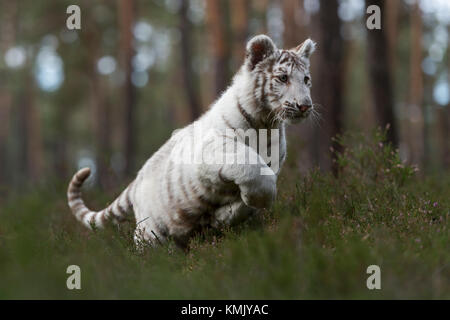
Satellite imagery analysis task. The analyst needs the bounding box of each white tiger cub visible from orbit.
[67,35,316,248]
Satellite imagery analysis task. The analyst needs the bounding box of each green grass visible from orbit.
[0,130,448,299]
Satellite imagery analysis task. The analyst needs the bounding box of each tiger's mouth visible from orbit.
[266,103,313,126]
[293,109,311,118]
[281,101,312,122]
[284,107,312,122]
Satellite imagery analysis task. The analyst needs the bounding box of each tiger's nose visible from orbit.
[296,102,311,113]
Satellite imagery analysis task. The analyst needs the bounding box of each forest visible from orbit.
[0,0,448,299]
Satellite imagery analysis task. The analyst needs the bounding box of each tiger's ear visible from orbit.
[294,38,316,60]
[245,35,277,71]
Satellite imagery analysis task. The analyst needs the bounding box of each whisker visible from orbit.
[310,108,323,128]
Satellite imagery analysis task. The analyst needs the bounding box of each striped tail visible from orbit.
[67,167,133,229]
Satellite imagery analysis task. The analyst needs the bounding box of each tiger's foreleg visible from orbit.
[204,140,278,210]
[211,200,256,228]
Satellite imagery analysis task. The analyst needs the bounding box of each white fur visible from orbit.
[67,35,316,248]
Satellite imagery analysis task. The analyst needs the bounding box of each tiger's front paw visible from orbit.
[240,174,277,209]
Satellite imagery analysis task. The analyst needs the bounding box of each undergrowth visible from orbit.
[0,129,448,299]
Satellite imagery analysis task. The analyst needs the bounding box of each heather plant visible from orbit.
[0,130,448,299]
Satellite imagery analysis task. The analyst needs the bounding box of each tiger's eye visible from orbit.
[279,74,288,83]
[304,76,310,85]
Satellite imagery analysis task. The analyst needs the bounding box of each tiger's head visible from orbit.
[243,34,316,125]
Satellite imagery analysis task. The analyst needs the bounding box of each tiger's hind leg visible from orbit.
[133,218,168,249]
[133,214,193,251]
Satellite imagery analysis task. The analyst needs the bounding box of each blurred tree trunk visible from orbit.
[230,0,249,66]
[0,1,17,185]
[0,80,12,185]
[92,73,112,188]
[4,4,43,186]
[365,0,398,147]
[118,0,136,177]
[252,0,269,34]
[282,0,314,173]
[178,0,201,121]
[206,0,231,96]
[409,0,424,167]
[385,0,400,69]
[282,0,305,48]
[314,0,345,174]
[16,72,43,184]
[53,100,69,179]
[440,105,450,169]
[25,75,43,182]
[443,34,450,169]
[84,21,112,188]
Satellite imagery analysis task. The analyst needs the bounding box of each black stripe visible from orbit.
[166,162,188,227]
[78,209,89,220]
[68,193,79,202]
[277,51,288,63]
[72,202,83,213]
[261,73,267,105]
[222,115,236,131]
[166,161,175,204]
[237,98,258,129]
[189,178,221,211]
[268,57,274,74]
[279,56,290,64]
[72,179,82,188]
[176,208,196,226]
[117,202,127,216]
[178,170,199,217]
[125,181,133,204]
[179,170,190,201]
[100,212,108,224]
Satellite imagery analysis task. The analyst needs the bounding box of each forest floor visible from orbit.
[0,130,449,299]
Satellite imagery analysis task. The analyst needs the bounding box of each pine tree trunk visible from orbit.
[385,0,400,69]
[444,31,450,169]
[92,73,112,188]
[252,0,269,34]
[53,101,69,180]
[281,0,314,173]
[230,0,249,65]
[365,0,398,147]
[179,0,202,121]
[84,20,112,188]
[0,1,17,186]
[409,0,424,167]
[441,101,450,169]
[119,0,136,177]
[25,73,43,182]
[0,83,12,185]
[282,0,305,48]
[314,0,345,173]
[14,64,43,186]
[205,0,231,96]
